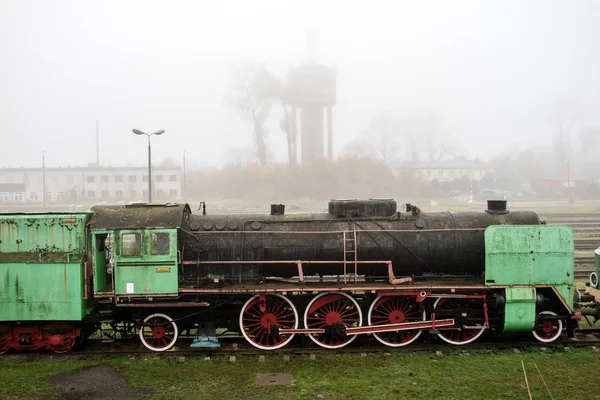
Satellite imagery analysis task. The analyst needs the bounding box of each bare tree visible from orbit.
[369,115,401,163]
[362,110,455,164]
[228,63,276,166]
[548,99,577,173]
[271,77,297,167]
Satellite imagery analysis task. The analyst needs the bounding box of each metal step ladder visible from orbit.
[343,230,358,283]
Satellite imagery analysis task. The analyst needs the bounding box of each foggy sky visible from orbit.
[1,0,599,169]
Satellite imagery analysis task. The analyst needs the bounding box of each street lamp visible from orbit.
[132,129,165,203]
[42,151,46,209]
[182,151,187,200]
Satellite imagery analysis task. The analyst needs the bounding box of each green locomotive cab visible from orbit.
[90,203,190,298]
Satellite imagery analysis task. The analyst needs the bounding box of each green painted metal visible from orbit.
[113,228,178,295]
[485,225,574,309]
[0,213,91,253]
[0,213,93,321]
[503,287,536,332]
[0,260,92,321]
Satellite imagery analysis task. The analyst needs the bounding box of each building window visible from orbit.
[57,192,65,201]
[142,190,148,198]
[14,193,24,201]
[29,192,39,201]
[121,233,142,256]
[46,192,52,201]
[67,176,74,184]
[128,190,136,198]
[151,232,170,254]
[156,174,164,182]
[169,174,178,182]
[156,189,165,197]
[101,190,109,199]
[86,190,96,198]
[115,175,123,182]
[128,176,136,183]
[86,176,95,183]
[101,175,109,183]
[169,189,178,197]
[115,190,124,199]
[0,193,8,201]
[142,175,148,182]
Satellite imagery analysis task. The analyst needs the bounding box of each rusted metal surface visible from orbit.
[90,203,190,230]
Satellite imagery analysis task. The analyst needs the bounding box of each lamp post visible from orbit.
[182,151,187,200]
[42,151,46,209]
[132,129,165,203]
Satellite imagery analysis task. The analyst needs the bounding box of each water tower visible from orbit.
[286,35,336,164]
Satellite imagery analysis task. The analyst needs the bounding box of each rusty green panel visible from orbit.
[485,225,574,309]
[0,258,93,321]
[113,228,178,295]
[503,287,536,332]
[0,213,91,253]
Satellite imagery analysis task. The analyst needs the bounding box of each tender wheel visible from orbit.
[304,292,362,349]
[240,294,298,350]
[433,297,486,345]
[368,296,426,347]
[139,313,179,352]
[532,311,563,343]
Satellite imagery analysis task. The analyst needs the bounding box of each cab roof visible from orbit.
[90,203,190,230]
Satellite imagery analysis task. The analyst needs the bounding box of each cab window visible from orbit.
[122,233,142,256]
[151,232,170,255]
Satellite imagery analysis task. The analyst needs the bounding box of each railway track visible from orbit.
[5,333,600,359]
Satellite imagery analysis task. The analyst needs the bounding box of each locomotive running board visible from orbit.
[276,319,455,336]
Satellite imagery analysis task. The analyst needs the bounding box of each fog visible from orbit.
[1,0,599,173]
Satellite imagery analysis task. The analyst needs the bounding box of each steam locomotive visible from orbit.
[0,199,580,353]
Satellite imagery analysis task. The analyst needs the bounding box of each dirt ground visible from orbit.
[50,365,150,400]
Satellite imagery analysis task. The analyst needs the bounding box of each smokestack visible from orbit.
[485,200,509,214]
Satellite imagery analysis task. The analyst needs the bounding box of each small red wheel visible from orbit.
[532,311,563,343]
[304,292,362,349]
[240,294,298,350]
[368,296,426,347]
[139,313,178,352]
[433,297,485,345]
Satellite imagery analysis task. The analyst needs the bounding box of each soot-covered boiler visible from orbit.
[179,199,541,285]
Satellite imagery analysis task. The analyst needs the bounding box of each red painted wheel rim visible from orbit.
[305,293,362,348]
[535,320,560,339]
[435,298,484,344]
[140,315,177,350]
[240,295,297,349]
[370,297,424,345]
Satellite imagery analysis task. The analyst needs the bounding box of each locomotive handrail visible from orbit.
[187,228,486,234]
[178,259,412,285]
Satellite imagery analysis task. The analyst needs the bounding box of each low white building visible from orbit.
[0,165,183,204]
[395,161,488,182]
